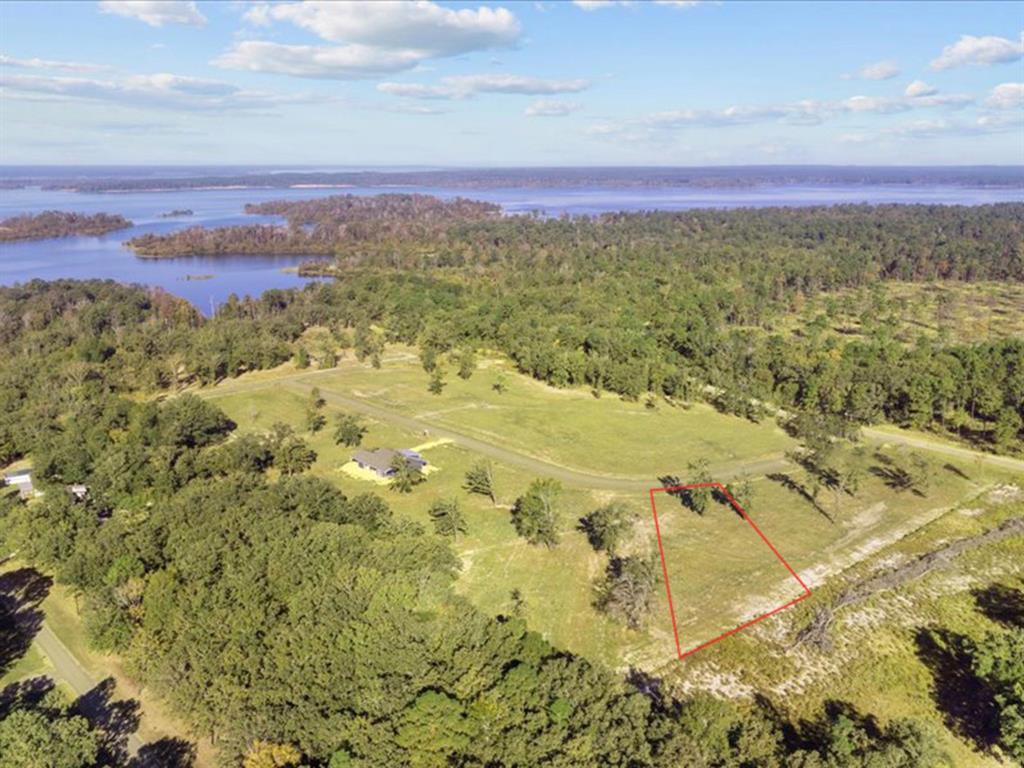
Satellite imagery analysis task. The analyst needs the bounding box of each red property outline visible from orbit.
[649,482,812,660]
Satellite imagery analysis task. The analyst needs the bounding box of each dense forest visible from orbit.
[0,279,974,766]
[0,211,132,242]
[124,198,1024,454]
[11,164,1024,193]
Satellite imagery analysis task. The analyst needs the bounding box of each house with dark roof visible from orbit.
[352,448,428,478]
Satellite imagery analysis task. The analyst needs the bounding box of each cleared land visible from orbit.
[210,349,798,483]
[663,491,1024,768]
[205,353,1021,672]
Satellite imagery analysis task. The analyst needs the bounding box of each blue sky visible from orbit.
[1,0,1022,166]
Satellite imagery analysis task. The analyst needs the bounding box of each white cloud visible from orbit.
[214,41,422,79]
[842,92,972,113]
[586,89,976,144]
[378,74,590,100]
[842,60,900,80]
[986,82,1024,109]
[245,1,519,54]
[572,0,701,9]
[525,99,581,116]
[0,54,110,73]
[227,1,522,79]
[573,0,626,9]
[931,33,1024,70]
[842,95,909,114]
[904,80,937,98]
[97,1,206,28]
[0,72,311,112]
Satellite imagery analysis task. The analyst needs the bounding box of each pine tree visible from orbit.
[464,460,496,504]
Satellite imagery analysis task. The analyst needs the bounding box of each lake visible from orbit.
[2,183,1022,314]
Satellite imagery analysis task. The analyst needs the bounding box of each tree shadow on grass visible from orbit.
[868,464,925,497]
[766,472,834,523]
[0,567,52,677]
[72,677,142,767]
[131,738,196,768]
[943,462,971,481]
[0,675,56,719]
[973,583,1024,629]
[914,627,999,754]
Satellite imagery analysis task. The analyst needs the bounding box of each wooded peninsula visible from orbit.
[0,211,133,241]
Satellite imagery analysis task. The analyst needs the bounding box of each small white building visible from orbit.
[3,468,38,500]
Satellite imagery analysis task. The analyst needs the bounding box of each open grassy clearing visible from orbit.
[209,370,1019,674]
[276,350,799,479]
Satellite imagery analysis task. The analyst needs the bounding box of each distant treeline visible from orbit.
[122,199,1024,453]
[0,210,132,241]
[13,164,1024,193]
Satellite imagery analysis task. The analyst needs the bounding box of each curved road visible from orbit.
[204,369,1024,491]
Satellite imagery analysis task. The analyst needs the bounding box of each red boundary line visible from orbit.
[649,482,812,661]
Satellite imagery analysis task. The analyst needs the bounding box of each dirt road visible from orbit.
[205,373,792,491]
[204,367,1024,491]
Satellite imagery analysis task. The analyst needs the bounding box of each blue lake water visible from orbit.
[1,183,1022,313]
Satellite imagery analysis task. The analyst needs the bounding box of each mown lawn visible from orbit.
[209,368,1019,674]
[298,351,797,478]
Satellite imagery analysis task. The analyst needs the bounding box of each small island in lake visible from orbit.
[0,210,133,241]
[161,209,194,218]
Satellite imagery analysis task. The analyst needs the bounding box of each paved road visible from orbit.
[206,371,793,491]
[34,623,144,755]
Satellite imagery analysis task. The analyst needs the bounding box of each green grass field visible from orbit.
[292,351,797,478]
[207,356,1020,674]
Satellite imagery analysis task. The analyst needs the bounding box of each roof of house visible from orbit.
[352,448,400,473]
[4,468,33,480]
[353,448,429,474]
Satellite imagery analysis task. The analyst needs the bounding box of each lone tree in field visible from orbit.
[428,367,446,395]
[389,454,425,493]
[682,458,713,515]
[305,387,326,433]
[333,413,366,447]
[508,588,526,618]
[581,502,635,556]
[594,554,659,629]
[721,476,755,514]
[464,460,496,504]
[428,497,467,539]
[457,347,476,380]
[511,478,561,547]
